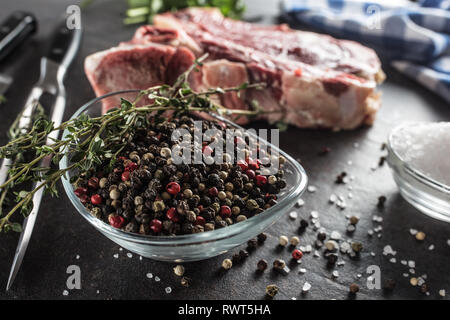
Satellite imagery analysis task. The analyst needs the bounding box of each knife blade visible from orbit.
[0,12,37,99]
[5,17,82,291]
[0,74,12,98]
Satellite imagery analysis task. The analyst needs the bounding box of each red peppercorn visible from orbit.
[118,156,127,161]
[248,158,260,170]
[245,169,255,179]
[88,177,99,189]
[90,194,102,205]
[208,187,218,197]
[234,136,245,145]
[166,207,179,222]
[127,162,138,172]
[255,175,267,187]
[74,187,87,198]
[121,171,130,182]
[292,249,303,260]
[79,194,89,204]
[237,160,248,171]
[166,182,181,195]
[202,145,213,156]
[218,121,227,130]
[150,219,162,233]
[108,215,124,229]
[220,205,232,218]
[195,216,206,226]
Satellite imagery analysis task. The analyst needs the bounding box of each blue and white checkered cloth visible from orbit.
[281,0,450,103]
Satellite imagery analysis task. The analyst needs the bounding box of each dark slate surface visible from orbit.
[0,0,449,300]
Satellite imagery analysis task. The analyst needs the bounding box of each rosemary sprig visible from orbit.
[0,55,268,233]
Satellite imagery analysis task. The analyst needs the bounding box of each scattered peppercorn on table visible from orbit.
[0,0,449,300]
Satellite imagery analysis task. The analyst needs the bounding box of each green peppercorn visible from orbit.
[225,182,234,191]
[181,276,192,288]
[134,196,144,206]
[236,215,247,222]
[222,258,233,270]
[266,284,279,298]
[268,175,277,184]
[183,188,193,199]
[218,191,227,201]
[90,207,102,219]
[246,199,259,210]
[111,200,121,209]
[193,225,204,233]
[232,206,241,215]
[99,177,108,189]
[204,223,215,231]
[109,189,120,200]
[153,200,165,212]
[161,191,171,201]
[160,147,172,158]
[244,183,253,192]
[211,202,220,213]
[142,153,154,162]
[186,210,196,222]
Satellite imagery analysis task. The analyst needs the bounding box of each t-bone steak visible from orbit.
[85,7,385,130]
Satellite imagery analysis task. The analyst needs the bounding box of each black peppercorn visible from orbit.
[247,238,258,251]
[299,219,309,229]
[239,250,249,260]
[317,231,327,241]
[257,233,267,243]
[257,259,268,272]
[326,253,338,265]
[232,253,241,264]
[383,279,396,291]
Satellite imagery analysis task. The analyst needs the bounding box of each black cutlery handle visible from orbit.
[0,11,37,61]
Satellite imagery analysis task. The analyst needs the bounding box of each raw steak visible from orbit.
[84,8,384,130]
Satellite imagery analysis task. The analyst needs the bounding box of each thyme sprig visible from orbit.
[0,55,268,232]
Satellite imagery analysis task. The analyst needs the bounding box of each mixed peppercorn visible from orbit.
[73,115,287,236]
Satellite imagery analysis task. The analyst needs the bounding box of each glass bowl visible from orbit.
[59,90,308,262]
[387,123,450,223]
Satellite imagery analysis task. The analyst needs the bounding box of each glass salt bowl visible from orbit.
[60,90,308,262]
[387,122,450,223]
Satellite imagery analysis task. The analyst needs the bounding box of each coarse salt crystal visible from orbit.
[127,253,133,258]
[296,199,305,207]
[289,211,298,220]
[307,186,317,193]
[329,194,337,203]
[391,122,450,186]
[302,282,311,292]
[113,254,119,259]
[63,290,69,296]
[146,273,153,279]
